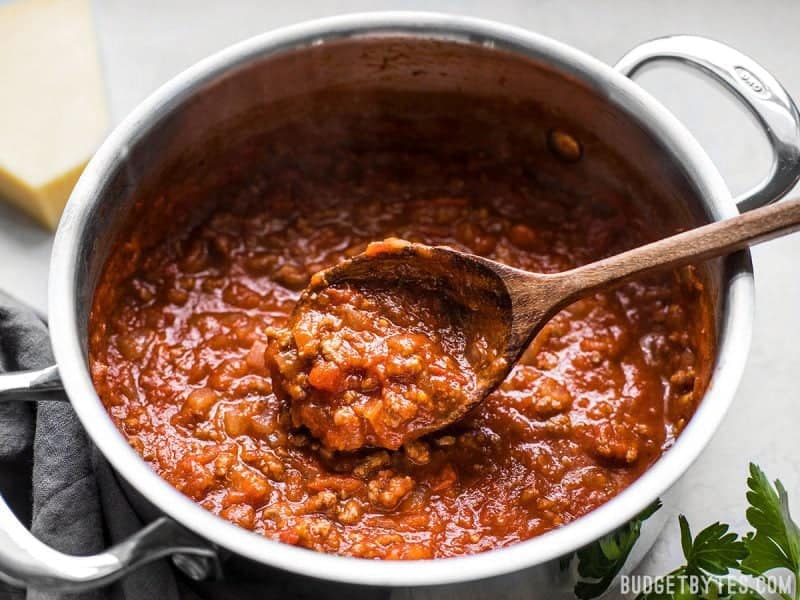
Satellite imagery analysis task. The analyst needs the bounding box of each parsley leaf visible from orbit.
[741,463,800,578]
[636,514,780,600]
[574,500,662,599]
[681,516,748,576]
[636,519,751,600]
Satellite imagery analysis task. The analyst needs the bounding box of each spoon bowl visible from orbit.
[269,239,520,449]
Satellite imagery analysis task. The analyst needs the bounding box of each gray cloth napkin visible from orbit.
[0,291,389,600]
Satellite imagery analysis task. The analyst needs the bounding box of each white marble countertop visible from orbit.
[3,1,800,598]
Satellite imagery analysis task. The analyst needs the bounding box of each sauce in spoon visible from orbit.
[267,239,508,451]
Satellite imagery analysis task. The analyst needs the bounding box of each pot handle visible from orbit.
[0,367,220,591]
[615,35,800,212]
[0,365,65,402]
[0,507,219,592]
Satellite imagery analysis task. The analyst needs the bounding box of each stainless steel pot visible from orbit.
[1,12,799,598]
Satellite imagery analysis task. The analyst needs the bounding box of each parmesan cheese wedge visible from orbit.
[0,0,108,229]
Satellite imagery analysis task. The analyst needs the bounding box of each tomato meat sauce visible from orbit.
[89,108,713,559]
[267,259,504,452]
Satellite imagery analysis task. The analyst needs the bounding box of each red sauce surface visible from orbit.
[89,116,712,559]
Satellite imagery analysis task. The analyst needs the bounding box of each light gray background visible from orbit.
[2,1,799,598]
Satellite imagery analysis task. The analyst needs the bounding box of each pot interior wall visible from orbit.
[76,33,721,432]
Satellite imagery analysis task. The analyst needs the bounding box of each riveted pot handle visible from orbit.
[0,366,220,590]
[615,35,800,212]
[0,496,219,591]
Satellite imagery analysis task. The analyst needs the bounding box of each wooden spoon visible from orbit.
[295,196,800,440]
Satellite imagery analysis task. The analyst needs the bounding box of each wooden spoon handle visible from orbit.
[555,196,800,299]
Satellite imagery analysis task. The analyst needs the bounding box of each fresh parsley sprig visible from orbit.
[636,518,760,600]
[634,464,800,600]
[741,463,800,589]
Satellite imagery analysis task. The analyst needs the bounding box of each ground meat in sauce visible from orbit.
[267,277,495,451]
[89,123,711,559]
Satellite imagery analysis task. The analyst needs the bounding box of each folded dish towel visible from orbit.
[0,292,388,600]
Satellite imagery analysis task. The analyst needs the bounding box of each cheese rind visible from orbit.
[0,0,109,229]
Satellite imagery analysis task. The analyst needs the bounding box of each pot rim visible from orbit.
[48,11,753,587]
